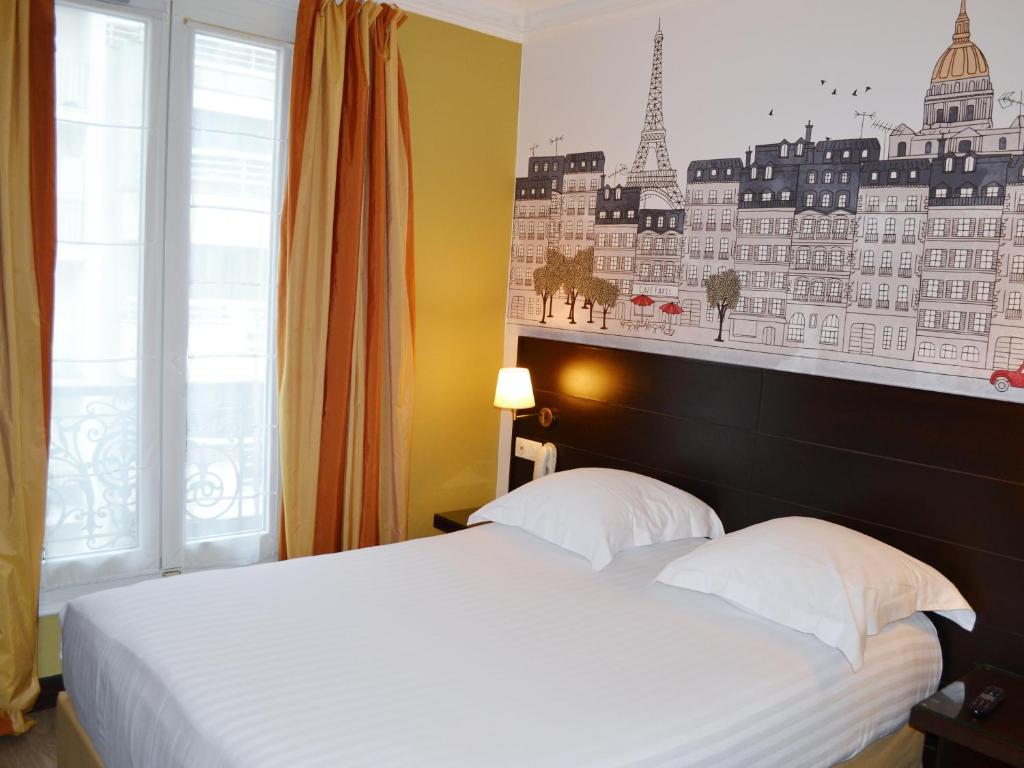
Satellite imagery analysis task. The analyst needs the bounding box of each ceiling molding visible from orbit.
[398,0,681,43]
[523,0,672,33]
[399,0,527,42]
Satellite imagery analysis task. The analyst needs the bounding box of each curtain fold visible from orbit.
[279,0,414,559]
[0,0,56,737]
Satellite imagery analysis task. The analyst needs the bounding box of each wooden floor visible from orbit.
[0,709,57,768]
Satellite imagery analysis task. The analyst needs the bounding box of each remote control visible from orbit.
[968,686,1005,718]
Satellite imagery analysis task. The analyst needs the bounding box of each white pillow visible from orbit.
[469,468,723,570]
[655,516,975,671]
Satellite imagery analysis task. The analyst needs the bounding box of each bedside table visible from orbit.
[432,507,485,534]
[910,664,1024,767]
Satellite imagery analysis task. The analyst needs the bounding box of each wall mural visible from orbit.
[505,0,1024,401]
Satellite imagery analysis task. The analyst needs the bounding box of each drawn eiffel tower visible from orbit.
[627,23,684,209]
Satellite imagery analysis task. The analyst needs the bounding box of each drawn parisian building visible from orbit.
[627,24,684,209]
[846,158,931,360]
[559,152,605,256]
[634,208,684,311]
[992,157,1024,368]
[734,134,804,347]
[683,158,742,328]
[786,137,878,353]
[505,0,1024,394]
[890,0,1024,159]
[593,184,641,318]
[916,147,1006,366]
[508,152,604,320]
[508,158,562,320]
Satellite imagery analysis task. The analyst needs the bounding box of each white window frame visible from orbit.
[43,0,293,612]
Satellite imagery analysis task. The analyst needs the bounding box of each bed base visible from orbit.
[56,690,923,768]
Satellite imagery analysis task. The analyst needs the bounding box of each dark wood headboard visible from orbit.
[510,335,1024,683]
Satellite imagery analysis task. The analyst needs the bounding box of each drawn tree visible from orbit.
[562,247,594,325]
[705,269,741,343]
[593,278,619,330]
[580,276,601,324]
[533,249,566,323]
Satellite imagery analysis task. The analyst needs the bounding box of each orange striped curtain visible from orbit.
[278,0,414,558]
[0,0,56,737]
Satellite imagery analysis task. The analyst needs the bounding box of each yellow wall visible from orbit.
[35,13,521,676]
[400,14,521,539]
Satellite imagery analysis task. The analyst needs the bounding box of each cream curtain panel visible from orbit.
[278,0,414,558]
[0,0,56,737]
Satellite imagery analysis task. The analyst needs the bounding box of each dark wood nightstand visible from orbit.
[432,507,485,534]
[910,664,1024,767]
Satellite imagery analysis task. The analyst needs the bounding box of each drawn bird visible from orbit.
[831,89,838,95]
[820,79,827,86]
[865,86,873,92]
[852,89,859,96]
[769,109,774,116]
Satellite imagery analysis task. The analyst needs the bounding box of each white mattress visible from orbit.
[62,524,942,768]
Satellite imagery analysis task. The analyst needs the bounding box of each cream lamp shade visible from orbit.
[494,367,535,410]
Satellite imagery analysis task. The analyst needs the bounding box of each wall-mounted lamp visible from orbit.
[494,367,557,427]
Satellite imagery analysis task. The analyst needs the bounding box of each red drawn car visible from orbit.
[990,363,1024,392]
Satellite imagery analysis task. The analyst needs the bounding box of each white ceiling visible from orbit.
[399,0,666,41]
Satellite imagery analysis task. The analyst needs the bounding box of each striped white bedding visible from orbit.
[61,523,941,768]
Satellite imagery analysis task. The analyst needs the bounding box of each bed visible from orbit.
[58,334,1023,767]
[61,523,936,768]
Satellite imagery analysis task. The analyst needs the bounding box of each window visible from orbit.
[920,310,940,329]
[45,1,290,595]
[925,142,933,154]
[765,165,774,180]
[837,193,848,208]
[820,315,839,345]
[786,313,802,342]
[923,279,942,298]
[897,142,907,156]
[945,157,955,172]
[840,171,850,184]
[823,171,833,184]
[780,143,789,158]
[807,171,817,184]
[882,326,893,349]
[821,192,832,208]
[940,344,957,359]
[962,346,980,362]
[805,193,815,207]
[918,342,936,358]
[750,165,759,179]
[999,137,1008,151]
[898,327,908,350]
[961,142,973,157]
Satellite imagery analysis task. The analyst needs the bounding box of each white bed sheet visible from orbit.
[61,523,942,768]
